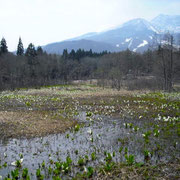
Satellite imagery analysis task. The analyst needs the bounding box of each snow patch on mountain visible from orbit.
[125,38,132,43]
[137,40,148,48]
[133,48,137,52]
[149,36,153,40]
[149,26,159,34]
[133,40,148,52]
[128,39,133,48]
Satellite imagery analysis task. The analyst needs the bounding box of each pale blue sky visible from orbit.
[0,0,180,51]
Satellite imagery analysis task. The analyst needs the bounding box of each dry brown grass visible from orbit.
[0,111,76,139]
[0,85,153,139]
[16,85,148,98]
[95,160,180,180]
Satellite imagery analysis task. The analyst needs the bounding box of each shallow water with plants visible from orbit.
[0,85,179,179]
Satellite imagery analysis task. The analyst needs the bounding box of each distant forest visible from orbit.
[0,35,180,92]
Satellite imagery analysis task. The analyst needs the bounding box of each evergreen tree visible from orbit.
[62,49,68,59]
[0,37,8,54]
[36,46,43,55]
[88,49,93,57]
[76,49,82,60]
[25,43,36,57]
[16,37,24,56]
[69,49,76,60]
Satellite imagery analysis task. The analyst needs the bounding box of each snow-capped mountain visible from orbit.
[82,18,159,52]
[151,14,180,33]
[43,14,180,54]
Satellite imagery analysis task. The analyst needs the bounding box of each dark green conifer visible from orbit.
[36,46,43,55]
[0,37,8,54]
[17,37,24,56]
[25,43,36,57]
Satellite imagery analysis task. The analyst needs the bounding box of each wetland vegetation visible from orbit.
[0,84,179,179]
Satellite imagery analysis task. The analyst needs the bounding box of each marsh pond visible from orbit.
[0,85,179,179]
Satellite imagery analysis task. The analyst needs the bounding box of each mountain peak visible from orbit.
[151,14,180,32]
[122,18,149,26]
[152,14,180,22]
[120,18,159,34]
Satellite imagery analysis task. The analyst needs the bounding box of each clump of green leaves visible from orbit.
[144,149,151,161]
[11,169,19,180]
[74,124,80,132]
[91,152,96,161]
[36,168,44,180]
[86,111,92,117]
[75,150,78,155]
[41,161,45,168]
[22,168,30,179]
[66,133,70,138]
[25,101,31,107]
[78,157,86,166]
[54,156,72,174]
[142,131,151,143]
[48,166,53,175]
[16,160,22,168]
[52,176,61,180]
[119,147,123,153]
[105,153,113,162]
[86,166,94,178]
[103,162,115,172]
[125,154,135,165]
[3,162,7,168]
